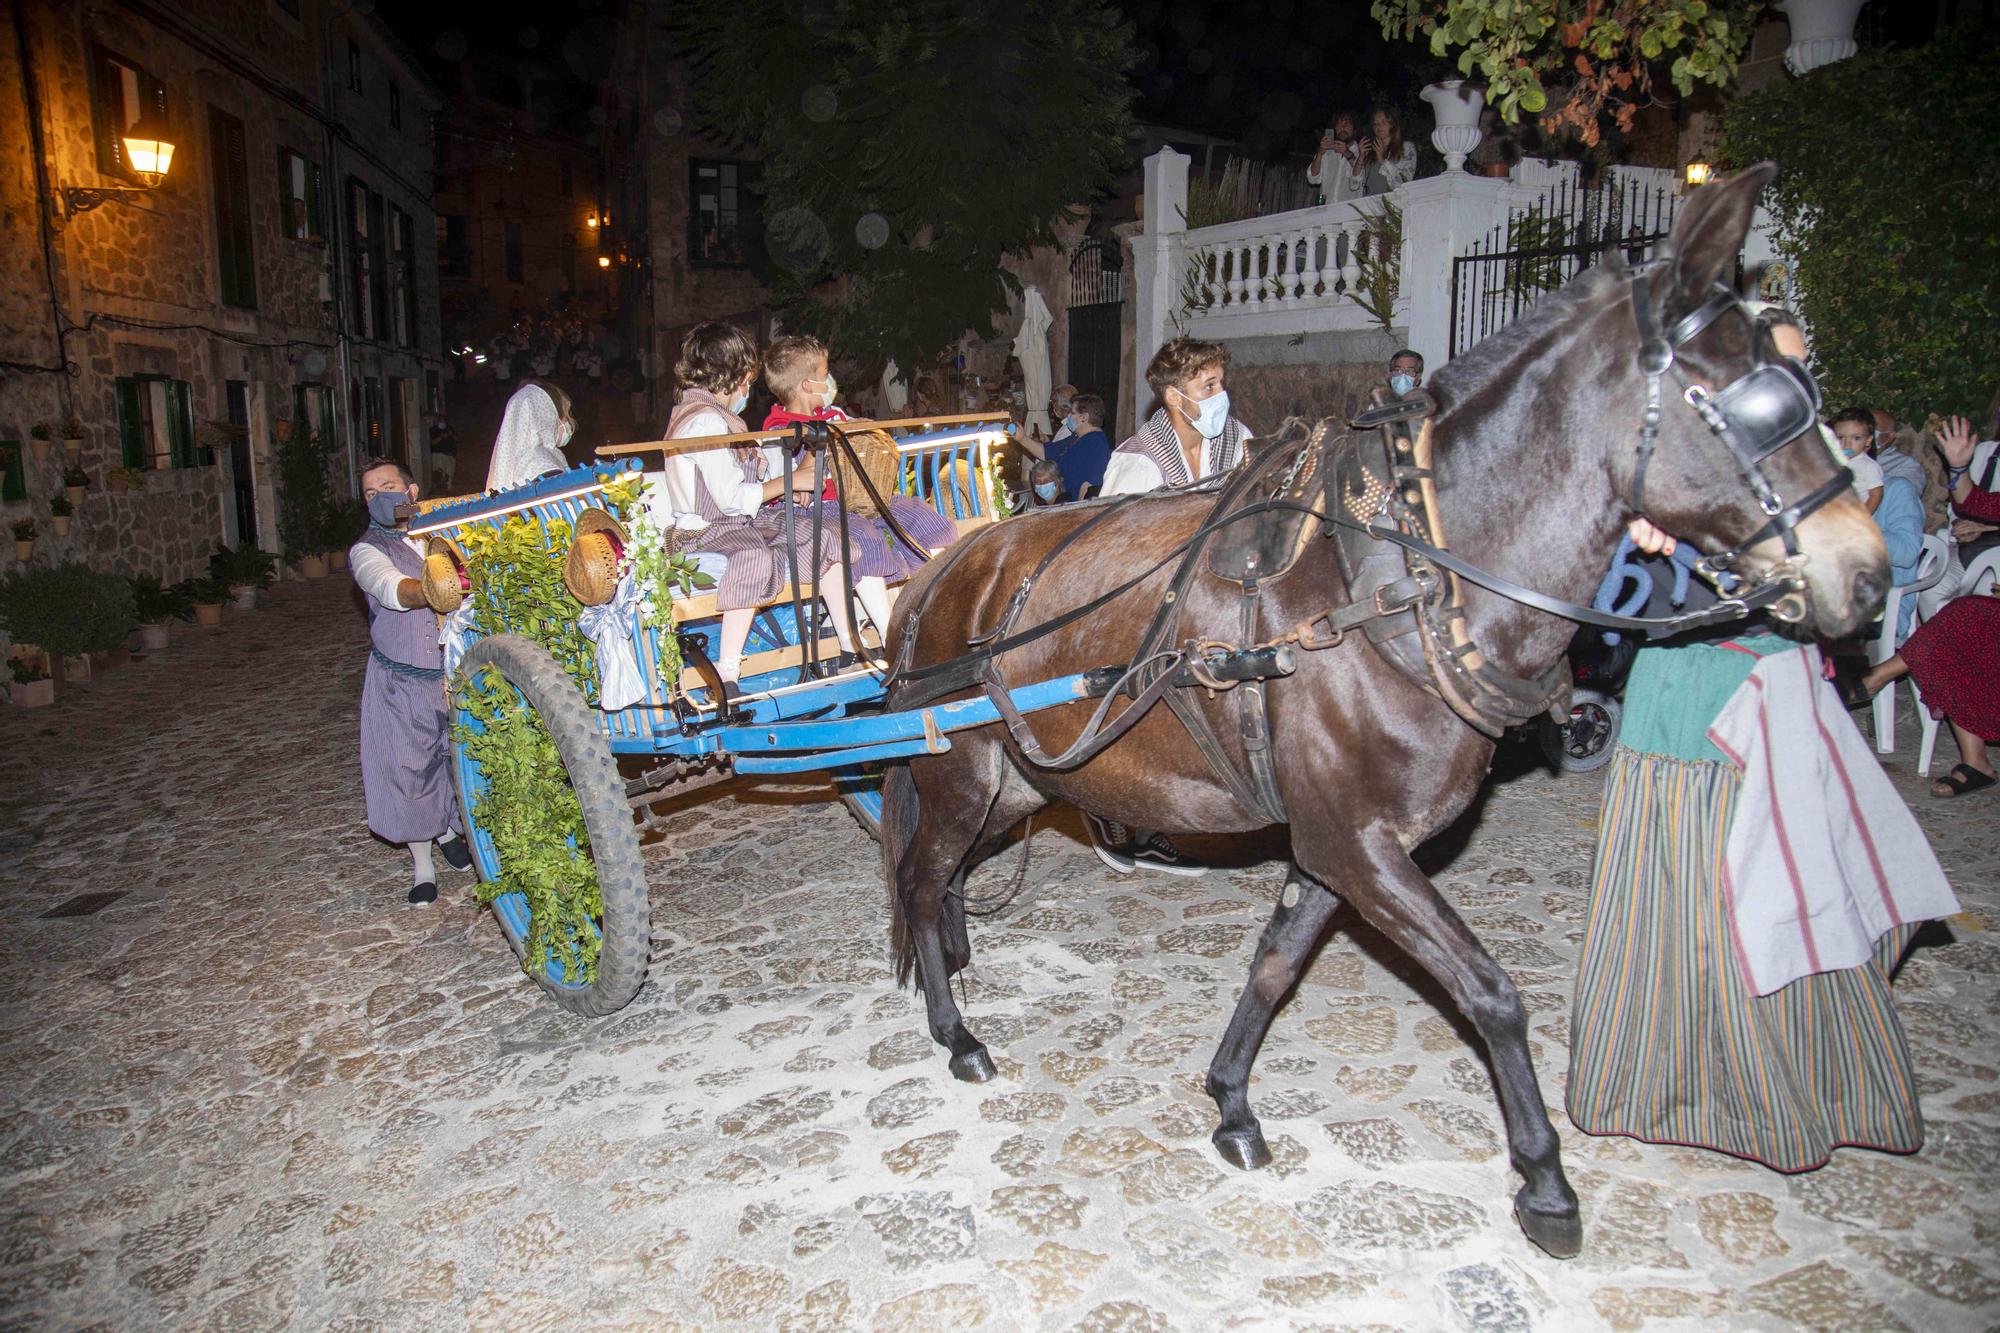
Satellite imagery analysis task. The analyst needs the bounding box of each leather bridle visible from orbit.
[1626,260,1851,611]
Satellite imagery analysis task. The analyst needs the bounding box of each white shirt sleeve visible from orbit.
[664,408,765,523]
[1379,143,1417,189]
[1100,451,1163,497]
[350,539,415,607]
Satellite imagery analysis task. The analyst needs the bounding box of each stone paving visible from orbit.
[2,577,1997,1332]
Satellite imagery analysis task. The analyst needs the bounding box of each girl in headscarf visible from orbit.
[484,380,576,491]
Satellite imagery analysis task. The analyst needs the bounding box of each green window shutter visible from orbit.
[167,381,193,468]
[117,377,144,467]
[210,106,257,308]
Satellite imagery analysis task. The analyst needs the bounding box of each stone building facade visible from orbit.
[0,0,440,604]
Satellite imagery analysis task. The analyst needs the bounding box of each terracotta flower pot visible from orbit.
[49,515,70,537]
[9,679,55,708]
[61,653,90,683]
[64,485,85,507]
[106,471,131,492]
[1481,161,1512,179]
[230,584,257,611]
[12,540,31,561]
[329,549,348,570]
[29,439,50,462]
[193,601,224,626]
[62,437,83,461]
[299,553,329,579]
[140,621,171,650]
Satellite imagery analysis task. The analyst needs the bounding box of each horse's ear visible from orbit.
[1662,162,1775,306]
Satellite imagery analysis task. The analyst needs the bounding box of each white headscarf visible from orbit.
[485,384,570,491]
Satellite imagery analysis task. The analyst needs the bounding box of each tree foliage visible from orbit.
[1372,0,1756,145]
[672,0,1136,373]
[1723,36,2000,425]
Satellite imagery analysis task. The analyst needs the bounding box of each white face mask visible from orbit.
[1174,385,1230,440]
[559,419,575,447]
[818,374,838,410]
[729,389,749,414]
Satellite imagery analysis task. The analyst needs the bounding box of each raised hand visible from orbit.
[1938,414,1977,468]
[1626,516,1676,556]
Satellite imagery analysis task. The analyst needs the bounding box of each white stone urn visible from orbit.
[1422,80,1486,172]
[1779,0,1865,76]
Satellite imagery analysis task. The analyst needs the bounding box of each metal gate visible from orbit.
[1449,174,1678,358]
[1066,238,1123,416]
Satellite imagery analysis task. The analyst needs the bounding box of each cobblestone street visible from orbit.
[2,576,1996,1331]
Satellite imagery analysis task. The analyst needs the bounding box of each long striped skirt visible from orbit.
[688,510,858,613]
[1567,749,1923,1172]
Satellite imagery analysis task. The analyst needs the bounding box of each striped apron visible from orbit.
[667,391,856,612]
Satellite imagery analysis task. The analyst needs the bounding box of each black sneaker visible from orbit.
[1088,818,1206,877]
[407,881,438,905]
[437,832,472,871]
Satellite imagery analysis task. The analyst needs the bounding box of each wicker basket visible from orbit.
[834,428,904,519]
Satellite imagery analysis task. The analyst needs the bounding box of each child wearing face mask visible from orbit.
[1101,336,1253,497]
[484,380,577,492]
[349,456,472,904]
[650,323,869,694]
[760,336,959,611]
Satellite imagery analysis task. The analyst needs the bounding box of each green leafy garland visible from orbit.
[450,511,607,982]
[445,472,714,986]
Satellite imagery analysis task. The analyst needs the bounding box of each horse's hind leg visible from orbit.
[1304,830,1582,1259]
[1205,865,1343,1170]
[889,750,1044,1083]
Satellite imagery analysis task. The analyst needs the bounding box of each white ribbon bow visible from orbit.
[440,602,476,679]
[578,572,647,712]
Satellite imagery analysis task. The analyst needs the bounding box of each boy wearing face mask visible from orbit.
[1100,337,1253,498]
[1387,348,1423,400]
[349,457,471,905]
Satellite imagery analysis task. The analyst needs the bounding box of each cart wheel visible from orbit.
[1548,688,1621,775]
[451,634,650,1017]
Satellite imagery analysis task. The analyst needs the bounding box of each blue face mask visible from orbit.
[1063,414,1079,436]
[366,489,407,529]
[1175,387,1231,440]
[1389,372,1418,397]
[1033,482,1060,503]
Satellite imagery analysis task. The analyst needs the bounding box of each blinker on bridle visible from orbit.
[1627,260,1849,605]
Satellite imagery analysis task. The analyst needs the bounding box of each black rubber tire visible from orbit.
[453,634,651,1017]
[1552,688,1622,775]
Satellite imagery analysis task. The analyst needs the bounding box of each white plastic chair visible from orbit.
[1869,533,1947,756]
[1908,542,2000,778]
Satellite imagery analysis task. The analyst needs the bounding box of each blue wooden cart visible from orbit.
[407,414,1092,1015]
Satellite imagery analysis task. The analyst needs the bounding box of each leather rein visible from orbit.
[886,270,1850,798]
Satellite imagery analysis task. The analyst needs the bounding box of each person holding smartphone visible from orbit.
[1306,111,1364,204]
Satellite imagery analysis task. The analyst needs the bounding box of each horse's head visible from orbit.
[1613,164,1887,639]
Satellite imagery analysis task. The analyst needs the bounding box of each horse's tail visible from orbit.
[882,760,921,989]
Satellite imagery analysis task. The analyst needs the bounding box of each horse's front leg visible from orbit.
[1205,864,1343,1169]
[1302,828,1582,1258]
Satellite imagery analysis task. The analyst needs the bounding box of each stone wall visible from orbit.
[1,0,443,629]
[1226,362,1393,440]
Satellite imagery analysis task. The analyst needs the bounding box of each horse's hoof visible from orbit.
[948,1047,997,1083]
[1514,1201,1583,1259]
[1211,1124,1272,1171]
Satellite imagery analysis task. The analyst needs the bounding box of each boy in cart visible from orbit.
[349,456,471,903]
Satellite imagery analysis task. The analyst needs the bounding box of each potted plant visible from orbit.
[79,566,136,671]
[186,576,226,626]
[276,420,335,579]
[325,498,365,569]
[8,653,53,708]
[28,423,52,463]
[104,466,145,493]
[61,415,84,461]
[0,562,108,691]
[10,517,33,561]
[131,573,193,650]
[61,466,88,508]
[48,492,72,536]
[209,542,276,609]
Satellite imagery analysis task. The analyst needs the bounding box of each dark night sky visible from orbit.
[381,0,1447,160]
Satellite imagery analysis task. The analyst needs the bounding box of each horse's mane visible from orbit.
[1428,258,1629,408]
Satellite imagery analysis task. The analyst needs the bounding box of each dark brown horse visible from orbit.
[879,166,1887,1257]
